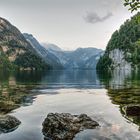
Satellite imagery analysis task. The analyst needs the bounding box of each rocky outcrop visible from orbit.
[0,115,21,133]
[42,113,99,140]
[121,104,140,130]
[122,104,140,116]
[109,49,132,70]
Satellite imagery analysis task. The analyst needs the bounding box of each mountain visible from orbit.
[62,48,103,69]
[97,12,140,71]
[42,43,62,52]
[0,17,50,70]
[23,33,103,69]
[44,44,103,69]
[23,34,63,69]
[85,51,104,69]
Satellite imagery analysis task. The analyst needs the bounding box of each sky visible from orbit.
[0,0,137,50]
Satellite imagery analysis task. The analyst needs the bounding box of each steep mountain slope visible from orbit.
[42,43,62,52]
[23,34,63,69]
[23,34,103,69]
[0,17,49,70]
[97,12,140,71]
[65,48,103,69]
[44,44,103,69]
[85,51,104,69]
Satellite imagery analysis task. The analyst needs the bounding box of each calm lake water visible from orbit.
[0,70,140,140]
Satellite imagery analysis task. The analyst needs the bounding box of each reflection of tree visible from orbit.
[98,69,140,130]
[97,69,132,89]
[0,70,46,114]
[14,70,47,84]
[107,87,140,130]
[97,69,140,89]
[96,70,112,88]
[108,88,140,105]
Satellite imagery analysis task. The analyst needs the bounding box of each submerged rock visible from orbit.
[0,115,21,133]
[122,104,140,116]
[42,113,99,140]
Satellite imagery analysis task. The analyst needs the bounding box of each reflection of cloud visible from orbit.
[83,12,113,24]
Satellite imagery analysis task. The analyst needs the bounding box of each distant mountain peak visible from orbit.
[42,43,62,52]
[76,47,102,51]
[23,33,33,38]
[23,34,104,69]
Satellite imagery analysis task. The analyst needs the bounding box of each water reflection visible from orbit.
[0,69,140,138]
[97,69,140,131]
[0,70,45,114]
[98,69,140,89]
[0,70,103,114]
[39,70,102,88]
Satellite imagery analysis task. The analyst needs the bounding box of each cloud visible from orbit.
[83,12,113,24]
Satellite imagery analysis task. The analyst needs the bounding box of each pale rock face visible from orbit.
[1,46,9,53]
[0,45,25,62]
[9,49,25,62]
[109,49,132,70]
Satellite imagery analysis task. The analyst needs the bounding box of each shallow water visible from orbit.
[0,70,140,140]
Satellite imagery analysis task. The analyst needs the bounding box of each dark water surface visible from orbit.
[0,70,140,140]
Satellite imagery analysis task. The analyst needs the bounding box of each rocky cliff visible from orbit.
[97,12,140,71]
[0,17,49,70]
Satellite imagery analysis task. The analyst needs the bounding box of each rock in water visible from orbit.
[0,115,21,133]
[122,104,140,116]
[42,113,99,140]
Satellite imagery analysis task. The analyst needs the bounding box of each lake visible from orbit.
[0,70,140,140]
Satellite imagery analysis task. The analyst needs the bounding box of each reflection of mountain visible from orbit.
[39,70,102,88]
[0,70,103,113]
[0,70,45,114]
[1,70,102,87]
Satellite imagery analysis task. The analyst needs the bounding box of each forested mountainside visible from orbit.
[44,45,103,69]
[23,34,103,69]
[23,33,63,69]
[0,17,50,70]
[97,12,140,71]
[0,17,103,70]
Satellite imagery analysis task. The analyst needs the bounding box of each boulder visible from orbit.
[0,115,21,133]
[42,113,99,140]
[122,104,140,116]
